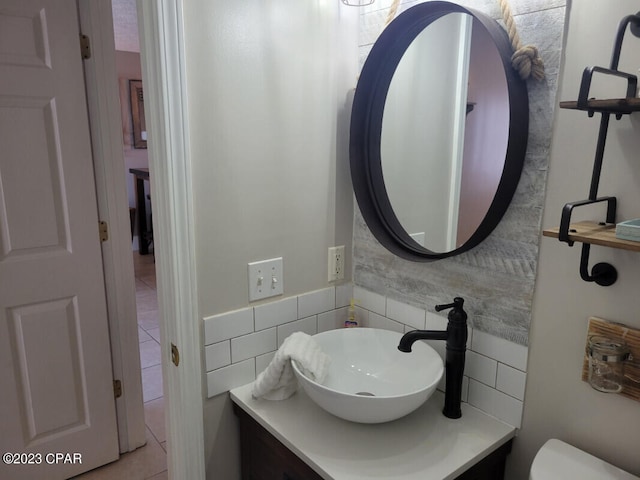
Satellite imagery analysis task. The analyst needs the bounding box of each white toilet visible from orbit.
[530,439,639,480]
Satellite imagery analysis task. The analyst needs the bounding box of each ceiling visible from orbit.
[111,0,139,52]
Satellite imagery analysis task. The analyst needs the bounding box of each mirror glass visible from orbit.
[381,13,509,253]
[349,2,528,262]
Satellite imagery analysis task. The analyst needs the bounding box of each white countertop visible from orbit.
[230,383,516,480]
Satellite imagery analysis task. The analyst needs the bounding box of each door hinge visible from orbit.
[113,379,122,398]
[171,343,180,367]
[99,221,108,242]
[80,34,91,59]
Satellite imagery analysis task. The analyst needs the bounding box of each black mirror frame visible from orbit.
[350,1,529,262]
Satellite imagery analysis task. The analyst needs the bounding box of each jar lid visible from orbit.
[588,335,630,362]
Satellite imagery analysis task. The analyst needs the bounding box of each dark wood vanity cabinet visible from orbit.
[455,440,512,480]
[234,404,513,480]
[235,404,324,480]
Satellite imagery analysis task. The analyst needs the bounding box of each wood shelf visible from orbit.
[559,97,640,114]
[543,220,640,252]
[553,17,640,286]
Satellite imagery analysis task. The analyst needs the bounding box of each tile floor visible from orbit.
[73,252,167,479]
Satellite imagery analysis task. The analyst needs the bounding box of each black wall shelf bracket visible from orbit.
[579,244,618,286]
[556,12,640,286]
[558,198,617,246]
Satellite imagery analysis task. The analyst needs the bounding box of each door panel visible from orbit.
[0,0,120,478]
[0,96,70,256]
[8,297,86,442]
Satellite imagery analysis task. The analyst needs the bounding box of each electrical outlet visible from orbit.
[328,246,345,282]
[248,257,283,302]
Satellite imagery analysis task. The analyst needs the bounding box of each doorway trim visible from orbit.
[78,0,146,453]
[137,1,207,479]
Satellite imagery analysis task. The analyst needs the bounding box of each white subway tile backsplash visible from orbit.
[255,351,276,375]
[386,298,426,330]
[335,283,353,308]
[435,375,469,402]
[353,286,386,315]
[366,312,404,333]
[298,287,335,318]
[277,316,317,347]
[425,338,446,361]
[205,341,231,372]
[201,285,530,423]
[254,296,297,331]
[318,307,348,332]
[496,363,527,400]
[231,328,277,363]
[207,359,255,398]
[425,311,448,330]
[204,307,254,345]
[349,287,529,425]
[465,351,498,387]
[354,305,369,326]
[468,379,523,428]
[471,330,528,371]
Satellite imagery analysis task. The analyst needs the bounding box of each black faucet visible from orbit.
[398,297,467,419]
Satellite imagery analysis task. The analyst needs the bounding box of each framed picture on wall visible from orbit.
[129,79,147,149]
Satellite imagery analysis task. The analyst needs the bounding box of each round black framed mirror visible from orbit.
[350,1,528,262]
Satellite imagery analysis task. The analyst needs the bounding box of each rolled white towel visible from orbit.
[252,331,330,401]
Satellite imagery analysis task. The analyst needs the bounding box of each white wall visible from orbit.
[181,1,358,478]
[184,0,357,316]
[509,1,640,477]
[382,13,466,251]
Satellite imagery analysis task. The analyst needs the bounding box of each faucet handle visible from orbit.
[435,297,464,312]
[435,297,467,324]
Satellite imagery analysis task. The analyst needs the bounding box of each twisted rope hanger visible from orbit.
[382,0,545,81]
[499,0,545,81]
[384,0,401,28]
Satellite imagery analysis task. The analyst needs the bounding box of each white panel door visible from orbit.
[0,0,120,478]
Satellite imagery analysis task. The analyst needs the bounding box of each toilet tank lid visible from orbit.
[531,439,639,480]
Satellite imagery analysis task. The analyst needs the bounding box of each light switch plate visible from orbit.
[248,257,284,302]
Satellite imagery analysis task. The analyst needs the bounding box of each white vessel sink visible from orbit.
[292,328,444,423]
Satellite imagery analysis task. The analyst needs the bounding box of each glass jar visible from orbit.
[587,335,629,393]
